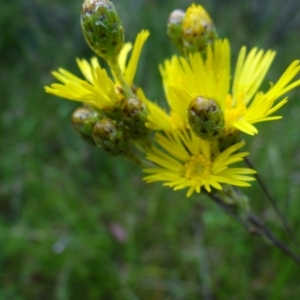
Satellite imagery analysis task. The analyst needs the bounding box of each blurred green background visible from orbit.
[1,0,300,299]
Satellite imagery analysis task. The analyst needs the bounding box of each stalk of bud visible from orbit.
[167,9,185,54]
[182,4,217,56]
[81,0,124,61]
[122,98,149,139]
[218,132,242,152]
[92,118,129,155]
[71,107,100,145]
[188,96,224,140]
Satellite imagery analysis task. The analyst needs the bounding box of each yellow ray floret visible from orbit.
[143,130,256,197]
[45,30,150,110]
[150,39,300,135]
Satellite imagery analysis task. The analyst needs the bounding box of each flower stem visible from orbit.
[208,192,250,230]
[108,58,137,100]
[245,157,299,250]
[207,192,300,266]
[247,212,300,265]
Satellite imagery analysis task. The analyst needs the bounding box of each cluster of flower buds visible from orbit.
[78,0,224,154]
[72,98,150,156]
[71,0,151,157]
[167,4,217,56]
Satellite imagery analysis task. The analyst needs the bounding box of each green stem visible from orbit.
[207,192,300,266]
[108,58,136,100]
[245,157,299,251]
[247,212,300,265]
[124,150,142,165]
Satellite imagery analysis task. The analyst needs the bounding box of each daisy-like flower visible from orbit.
[147,39,300,135]
[143,129,256,197]
[45,30,150,110]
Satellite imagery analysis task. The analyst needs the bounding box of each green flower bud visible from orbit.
[122,98,149,139]
[188,96,224,140]
[81,0,124,61]
[71,107,100,145]
[92,118,129,155]
[182,4,217,56]
[167,9,185,54]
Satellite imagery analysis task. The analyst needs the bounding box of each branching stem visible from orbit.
[245,157,299,250]
[207,192,300,266]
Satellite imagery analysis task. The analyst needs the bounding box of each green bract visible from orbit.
[93,118,129,155]
[71,106,100,145]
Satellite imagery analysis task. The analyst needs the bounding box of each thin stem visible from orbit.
[124,150,142,165]
[207,192,300,266]
[245,157,299,249]
[108,58,136,100]
[247,212,300,265]
[207,193,251,231]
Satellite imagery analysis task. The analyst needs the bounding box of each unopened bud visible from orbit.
[188,96,224,140]
[122,98,149,139]
[167,9,185,54]
[182,4,217,55]
[81,0,124,61]
[71,107,100,144]
[92,118,129,155]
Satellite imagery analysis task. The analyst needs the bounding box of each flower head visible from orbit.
[148,39,300,136]
[45,30,150,111]
[143,129,256,197]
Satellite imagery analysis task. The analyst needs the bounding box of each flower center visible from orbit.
[184,154,211,181]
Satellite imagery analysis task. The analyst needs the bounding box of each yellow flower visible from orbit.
[148,39,300,135]
[45,30,150,110]
[143,130,256,197]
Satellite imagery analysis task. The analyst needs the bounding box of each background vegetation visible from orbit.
[1,0,300,299]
